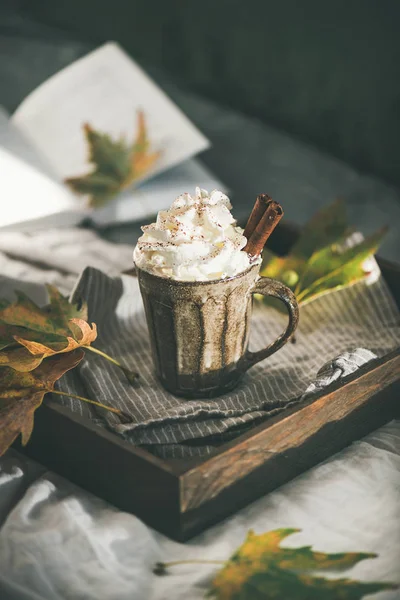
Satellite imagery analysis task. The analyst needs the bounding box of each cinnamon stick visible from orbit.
[243,193,273,241]
[244,198,283,256]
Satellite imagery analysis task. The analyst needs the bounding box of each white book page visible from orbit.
[0,108,84,230]
[12,42,210,182]
[0,148,86,230]
[0,106,57,180]
[91,159,226,226]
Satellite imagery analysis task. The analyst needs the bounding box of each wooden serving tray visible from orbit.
[17,223,400,541]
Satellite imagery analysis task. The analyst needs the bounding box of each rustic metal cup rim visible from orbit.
[135,262,260,286]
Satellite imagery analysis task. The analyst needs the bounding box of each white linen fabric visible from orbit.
[0,228,134,296]
[0,420,399,600]
[300,347,378,400]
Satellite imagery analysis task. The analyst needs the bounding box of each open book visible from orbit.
[0,43,223,230]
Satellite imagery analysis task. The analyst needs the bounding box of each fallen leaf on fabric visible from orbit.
[206,528,397,599]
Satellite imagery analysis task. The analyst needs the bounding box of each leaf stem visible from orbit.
[85,345,138,383]
[51,389,126,417]
[159,560,226,568]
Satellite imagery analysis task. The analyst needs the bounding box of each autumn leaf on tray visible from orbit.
[0,284,137,456]
[205,528,398,599]
[0,285,96,371]
[0,284,138,382]
[0,348,129,457]
[0,350,84,457]
[65,110,161,207]
[260,199,387,307]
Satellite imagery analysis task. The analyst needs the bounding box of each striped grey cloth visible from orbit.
[55,264,400,458]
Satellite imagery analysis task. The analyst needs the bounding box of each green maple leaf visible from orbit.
[65,110,161,207]
[0,285,87,346]
[207,528,397,599]
[261,199,387,307]
[0,285,137,383]
[287,198,349,260]
[0,285,96,372]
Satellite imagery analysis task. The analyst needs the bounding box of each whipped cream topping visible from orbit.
[133,187,257,281]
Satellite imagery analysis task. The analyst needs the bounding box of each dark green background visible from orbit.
[24,0,400,187]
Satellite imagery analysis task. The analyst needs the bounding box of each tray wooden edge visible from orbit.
[178,348,400,532]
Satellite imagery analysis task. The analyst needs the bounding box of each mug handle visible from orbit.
[243,277,299,370]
